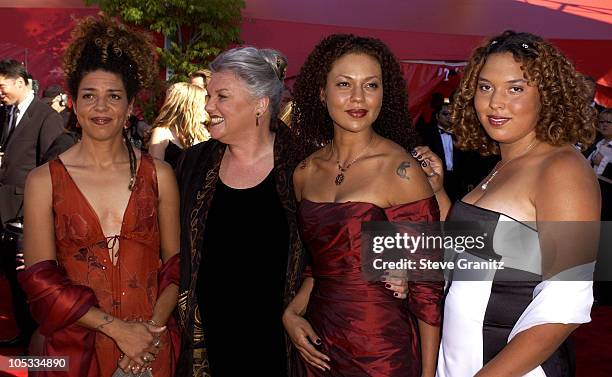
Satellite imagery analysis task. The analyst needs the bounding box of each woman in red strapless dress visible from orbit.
[284,34,444,377]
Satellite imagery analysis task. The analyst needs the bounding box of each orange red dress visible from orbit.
[20,154,177,377]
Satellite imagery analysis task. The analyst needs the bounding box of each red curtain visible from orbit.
[0,8,99,93]
[401,62,464,125]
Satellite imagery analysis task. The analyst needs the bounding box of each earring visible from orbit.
[256,112,260,126]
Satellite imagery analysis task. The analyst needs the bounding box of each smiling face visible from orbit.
[74,70,132,142]
[0,75,28,106]
[474,52,541,145]
[321,53,383,134]
[204,70,263,143]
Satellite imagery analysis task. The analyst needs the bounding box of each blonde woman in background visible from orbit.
[188,69,211,89]
[148,82,209,168]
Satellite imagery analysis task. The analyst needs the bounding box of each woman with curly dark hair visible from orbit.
[283,34,444,376]
[414,31,600,376]
[18,16,180,377]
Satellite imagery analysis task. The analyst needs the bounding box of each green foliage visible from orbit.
[86,0,244,82]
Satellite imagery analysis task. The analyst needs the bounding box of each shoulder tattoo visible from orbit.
[396,161,411,180]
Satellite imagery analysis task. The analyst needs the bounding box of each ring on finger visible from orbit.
[427,172,436,177]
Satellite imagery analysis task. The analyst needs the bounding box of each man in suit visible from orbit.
[0,60,64,222]
[418,101,498,202]
[419,102,465,201]
[0,59,64,346]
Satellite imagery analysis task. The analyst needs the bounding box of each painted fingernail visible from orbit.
[393,292,399,297]
[385,283,391,288]
[315,338,322,345]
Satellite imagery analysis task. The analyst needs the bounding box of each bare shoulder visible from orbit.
[25,163,53,202]
[150,126,172,144]
[293,148,327,199]
[535,146,600,220]
[378,139,433,204]
[296,146,331,175]
[539,146,597,186]
[378,139,421,181]
[152,157,177,183]
[27,163,52,188]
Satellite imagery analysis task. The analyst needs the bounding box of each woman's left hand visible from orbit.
[412,146,444,193]
[383,271,408,299]
[117,320,164,373]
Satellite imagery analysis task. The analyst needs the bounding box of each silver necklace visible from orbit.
[332,136,375,185]
[481,139,539,190]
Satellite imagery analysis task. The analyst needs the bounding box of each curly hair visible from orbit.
[291,34,415,155]
[452,30,597,155]
[151,82,210,148]
[63,14,158,101]
[62,14,158,190]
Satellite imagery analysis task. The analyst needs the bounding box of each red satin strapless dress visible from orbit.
[297,198,443,377]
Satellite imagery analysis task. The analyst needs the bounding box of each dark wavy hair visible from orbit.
[63,15,157,101]
[63,15,158,190]
[0,59,29,82]
[291,34,415,155]
[452,30,597,155]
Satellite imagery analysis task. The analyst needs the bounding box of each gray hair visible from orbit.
[209,47,287,124]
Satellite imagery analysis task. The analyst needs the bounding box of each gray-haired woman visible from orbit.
[175,47,306,376]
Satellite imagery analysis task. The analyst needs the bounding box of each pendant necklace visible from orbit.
[481,139,539,190]
[332,136,375,185]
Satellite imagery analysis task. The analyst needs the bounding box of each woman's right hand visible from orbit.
[412,146,444,193]
[282,309,331,371]
[112,321,165,366]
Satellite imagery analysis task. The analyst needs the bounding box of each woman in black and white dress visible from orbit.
[415,30,600,377]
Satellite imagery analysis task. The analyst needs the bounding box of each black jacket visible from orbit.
[0,97,64,224]
[175,122,307,377]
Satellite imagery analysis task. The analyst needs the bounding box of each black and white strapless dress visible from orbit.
[436,201,594,377]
